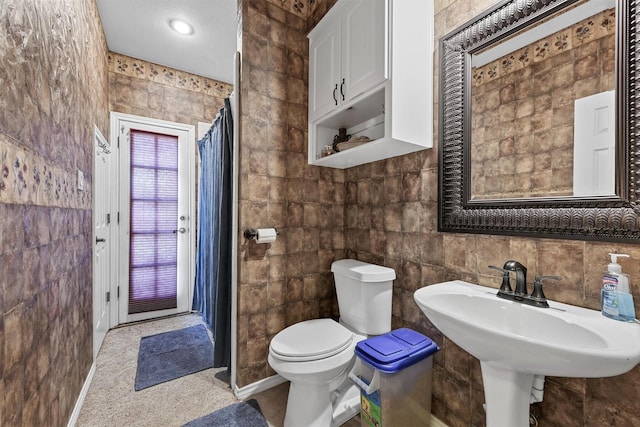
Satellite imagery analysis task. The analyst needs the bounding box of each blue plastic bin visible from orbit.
[350,328,439,427]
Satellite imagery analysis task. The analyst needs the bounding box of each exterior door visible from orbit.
[113,113,195,324]
[93,126,111,359]
[573,90,616,196]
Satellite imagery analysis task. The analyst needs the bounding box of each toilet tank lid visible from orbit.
[331,260,396,282]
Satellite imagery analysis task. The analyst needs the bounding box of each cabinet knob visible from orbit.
[333,84,338,105]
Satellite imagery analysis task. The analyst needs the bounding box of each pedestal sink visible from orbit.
[414,280,640,427]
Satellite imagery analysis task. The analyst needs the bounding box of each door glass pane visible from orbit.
[129,129,179,314]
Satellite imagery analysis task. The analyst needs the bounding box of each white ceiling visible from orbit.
[96,0,238,84]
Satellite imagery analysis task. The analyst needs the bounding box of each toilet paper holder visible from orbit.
[243,228,279,240]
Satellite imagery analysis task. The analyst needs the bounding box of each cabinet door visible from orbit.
[309,18,342,122]
[341,0,386,103]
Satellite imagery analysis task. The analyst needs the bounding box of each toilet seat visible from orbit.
[270,319,354,362]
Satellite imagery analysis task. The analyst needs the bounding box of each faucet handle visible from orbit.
[530,275,562,307]
[489,265,513,294]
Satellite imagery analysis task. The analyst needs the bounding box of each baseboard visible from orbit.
[431,414,448,427]
[233,374,287,399]
[67,362,96,427]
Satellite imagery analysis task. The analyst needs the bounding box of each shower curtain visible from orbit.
[193,98,233,368]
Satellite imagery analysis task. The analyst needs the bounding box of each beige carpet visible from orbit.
[76,313,359,427]
[77,314,240,427]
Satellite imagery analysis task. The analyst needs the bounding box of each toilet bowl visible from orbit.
[268,260,395,427]
[268,318,364,427]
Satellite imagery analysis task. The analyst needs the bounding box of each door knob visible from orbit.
[172,227,187,234]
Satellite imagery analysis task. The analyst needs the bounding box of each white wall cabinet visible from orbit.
[309,0,385,123]
[308,0,434,169]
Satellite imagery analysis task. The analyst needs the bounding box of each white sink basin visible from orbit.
[414,280,640,377]
[414,280,640,426]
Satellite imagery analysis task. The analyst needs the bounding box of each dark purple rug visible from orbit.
[134,324,213,391]
[182,400,267,427]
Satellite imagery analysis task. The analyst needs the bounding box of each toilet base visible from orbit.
[331,380,361,426]
[284,381,333,427]
[283,377,361,427]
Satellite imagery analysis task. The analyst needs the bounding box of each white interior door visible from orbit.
[93,126,111,358]
[573,90,616,196]
[112,113,195,324]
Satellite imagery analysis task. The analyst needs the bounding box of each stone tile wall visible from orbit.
[330,0,640,425]
[267,0,316,18]
[235,0,346,387]
[0,0,109,425]
[108,52,233,125]
[471,9,615,199]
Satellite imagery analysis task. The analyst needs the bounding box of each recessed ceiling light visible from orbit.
[169,19,194,35]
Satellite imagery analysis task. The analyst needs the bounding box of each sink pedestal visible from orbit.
[481,362,534,427]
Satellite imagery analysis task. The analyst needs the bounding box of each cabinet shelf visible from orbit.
[312,137,428,169]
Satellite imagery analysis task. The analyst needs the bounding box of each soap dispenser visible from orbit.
[601,253,636,322]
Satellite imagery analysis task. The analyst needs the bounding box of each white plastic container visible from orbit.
[350,328,439,427]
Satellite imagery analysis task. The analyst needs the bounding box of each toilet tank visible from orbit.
[331,260,396,336]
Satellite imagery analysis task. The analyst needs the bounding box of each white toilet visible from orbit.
[268,259,395,427]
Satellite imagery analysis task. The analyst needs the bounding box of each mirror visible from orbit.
[470,0,616,200]
[439,0,640,241]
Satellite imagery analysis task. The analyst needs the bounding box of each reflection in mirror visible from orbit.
[439,0,640,241]
[469,0,616,200]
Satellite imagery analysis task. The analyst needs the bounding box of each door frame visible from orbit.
[109,112,196,326]
[92,125,111,359]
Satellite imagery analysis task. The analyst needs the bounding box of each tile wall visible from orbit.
[2,0,635,425]
[332,0,640,425]
[235,0,346,387]
[108,52,233,125]
[0,0,109,425]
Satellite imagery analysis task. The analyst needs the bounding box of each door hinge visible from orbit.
[106,291,110,303]
[106,213,111,225]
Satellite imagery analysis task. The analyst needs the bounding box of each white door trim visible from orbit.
[109,112,196,326]
[92,125,111,358]
[230,51,240,394]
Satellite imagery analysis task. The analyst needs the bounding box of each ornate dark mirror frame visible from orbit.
[438,0,640,241]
